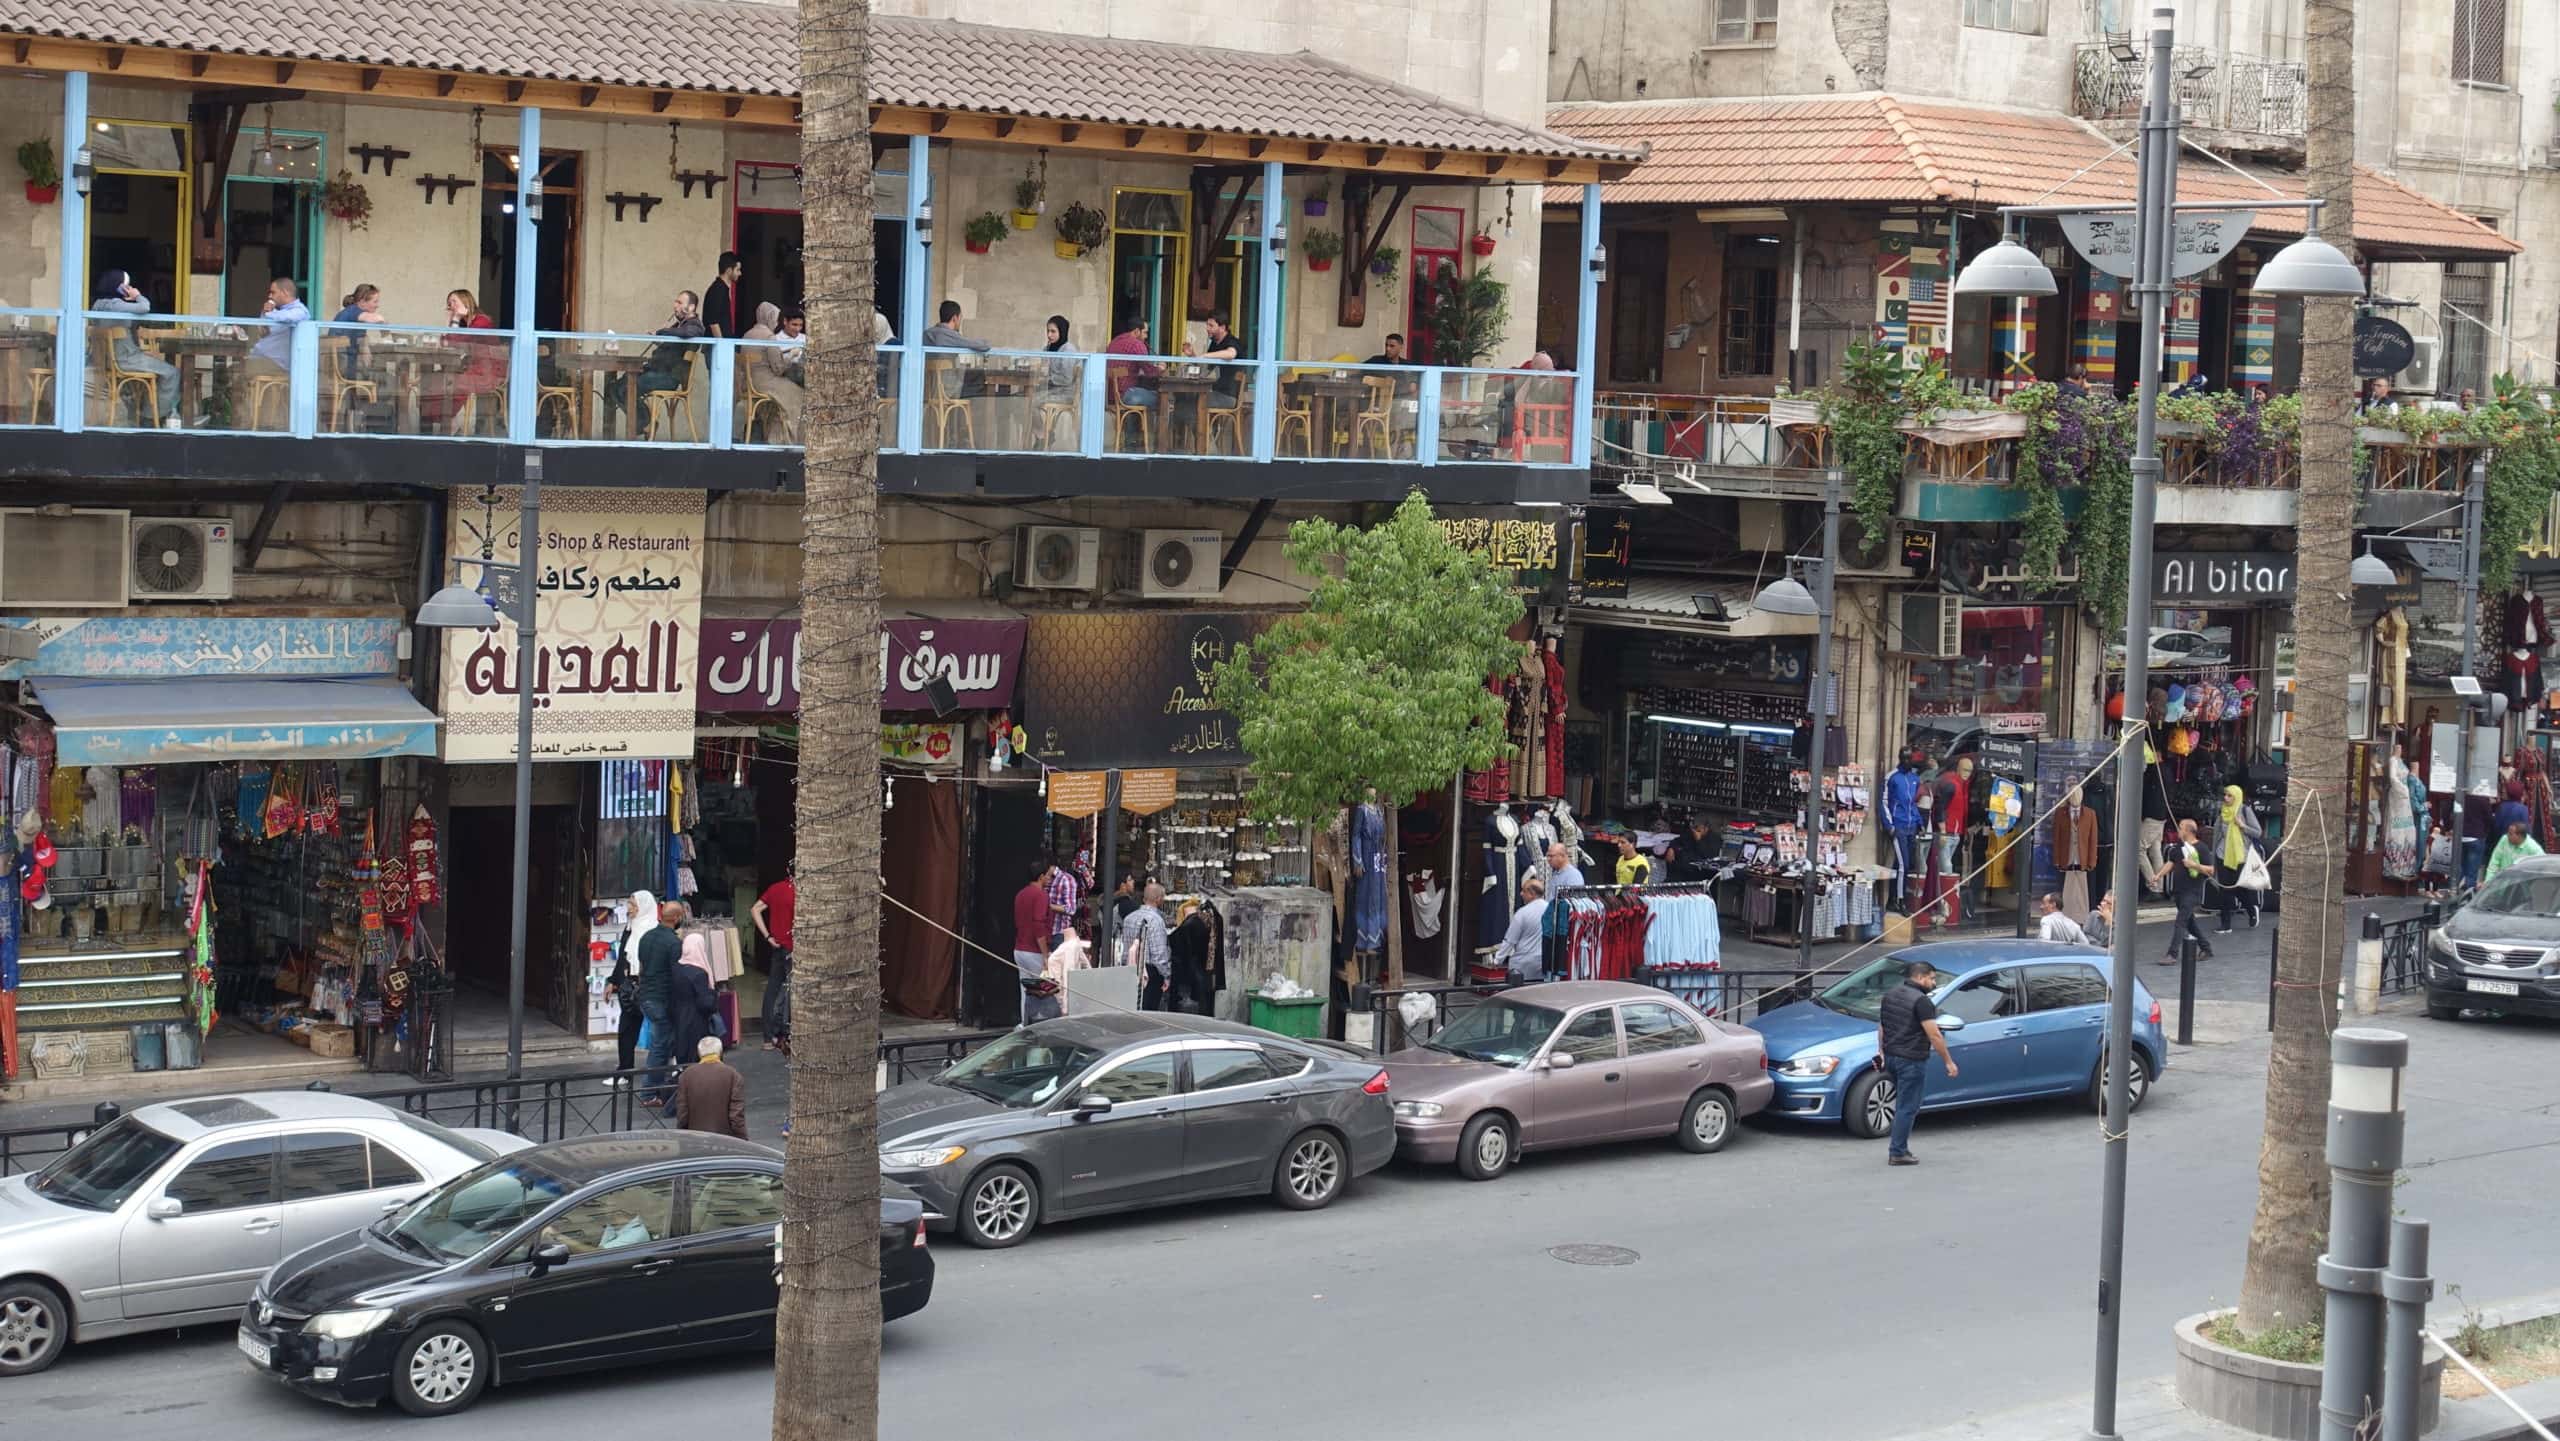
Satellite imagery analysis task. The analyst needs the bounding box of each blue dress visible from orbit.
[1351,802,1387,952]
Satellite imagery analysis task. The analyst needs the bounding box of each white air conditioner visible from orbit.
[129,517,236,601]
[1136,530,1224,600]
[2398,336,2440,395]
[0,509,131,608]
[1895,592,1963,659]
[1011,525,1100,591]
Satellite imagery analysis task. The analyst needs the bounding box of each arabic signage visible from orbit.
[882,722,963,768]
[437,487,706,763]
[1437,516,1567,599]
[1046,770,1108,818]
[1021,611,1275,768]
[2060,209,2254,281]
[2153,551,2296,604]
[56,721,438,766]
[0,616,403,680]
[1577,511,1631,599]
[696,617,1025,713]
[1118,768,1179,816]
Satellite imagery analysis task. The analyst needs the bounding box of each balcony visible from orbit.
[0,306,1586,503]
[1593,392,1835,500]
[2072,41,2306,154]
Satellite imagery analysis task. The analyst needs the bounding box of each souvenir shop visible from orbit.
[1899,605,2062,923]
[0,614,445,1086]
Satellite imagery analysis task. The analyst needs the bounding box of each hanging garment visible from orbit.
[48,765,83,831]
[1477,808,1529,950]
[119,767,157,833]
[1350,802,1388,952]
[2384,754,2422,881]
[1542,643,1567,799]
[1408,870,1444,940]
[81,765,119,844]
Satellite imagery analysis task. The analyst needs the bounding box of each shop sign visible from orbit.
[1118,768,1179,816]
[1436,516,1567,599]
[0,616,403,680]
[2355,316,2417,378]
[1577,511,1631,599]
[1046,770,1108,818]
[438,487,705,763]
[56,720,437,766]
[2062,209,2253,281]
[883,722,962,768]
[696,617,1025,713]
[2152,551,2295,604]
[2400,539,2467,581]
[1983,712,2047,734]
[1020,612,1275,768]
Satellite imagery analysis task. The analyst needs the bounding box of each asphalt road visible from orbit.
[11,998,2560,1440]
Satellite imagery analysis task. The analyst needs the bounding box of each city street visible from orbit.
[10,1000,2558,1440]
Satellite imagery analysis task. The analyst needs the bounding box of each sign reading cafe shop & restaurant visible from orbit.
[438,488,707,762]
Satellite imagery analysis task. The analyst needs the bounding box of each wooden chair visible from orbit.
[736,361,788,445]
[643,354,702,442]
[25,367,53,425]
[1352,377,1397,458]
[925,358,973,447]
[1275,391,1315,455]
[101,346,162,427]
[1204,400,1246,456]
[1110,396,1153,452]
[242,372,289,431]
[1035,398,1077,449]
[323,339,380,432]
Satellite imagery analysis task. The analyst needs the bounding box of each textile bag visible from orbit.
[2237,845,2272,891]
[2425,832,2455,876]
[637,1016,658,1054]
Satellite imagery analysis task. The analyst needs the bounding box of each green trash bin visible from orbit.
[1248,994,1325,1039]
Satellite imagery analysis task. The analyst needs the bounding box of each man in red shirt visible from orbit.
[750,868,796,1050]
[1013,861,1065,1023]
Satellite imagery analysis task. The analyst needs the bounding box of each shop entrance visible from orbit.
[443,802,579,1040]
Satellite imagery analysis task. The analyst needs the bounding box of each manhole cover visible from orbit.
[1547,1243,1640,1267]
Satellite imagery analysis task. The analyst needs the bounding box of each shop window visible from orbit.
[1907,607,2053,757]
[1721,232,1782,378]
[1963,0,2045,33]
[2442,261,2494,399]
[2453,0,2506,84]
[1711,0,1779,45]
[1110,187,1191,351]
[1608,230,1670,384]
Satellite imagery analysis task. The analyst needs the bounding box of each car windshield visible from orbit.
[1818,956,1930,1022]
[388,1156,574,1262]
[27,1117,183,1211]
[1423,1000,1565,1066]
[392,1109,500,1163]
[934,1030,1107,1108]
[2469,870,2560,917]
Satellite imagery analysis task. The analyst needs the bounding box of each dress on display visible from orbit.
[2384,754,2421,881]
[1476,807,1533,956]
[1350,801,1388,953]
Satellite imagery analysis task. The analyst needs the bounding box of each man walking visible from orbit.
[674,1036,749,1138]
[1876,959,1957,1166]
[1044,857,1082,951]
[749,866,795,1052]
[2155,818,2215,965]
[1127,880,1174,1010]
[1014,860,1065,1023]
[638,899,683,1105]
[1545,842,1584,891]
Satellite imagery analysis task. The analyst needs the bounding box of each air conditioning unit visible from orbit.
[2398,336,2440,395]
[1136,530,1224,600]
[1011,525,1100,591]
[0,509,130,608]
[129,517,236,601]
[1894,592,1963,659]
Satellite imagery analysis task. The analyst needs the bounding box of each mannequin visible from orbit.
[2052,783,2098,923]
[1883,750,1925,907]
[1350,789,1387,956]
[1477,803,1532,963]
[2504,585,2549,715]
[1923,755,1975,928]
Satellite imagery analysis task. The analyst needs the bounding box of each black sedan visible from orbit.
[878,1012,1396,1248]
[236,1133,931,1416]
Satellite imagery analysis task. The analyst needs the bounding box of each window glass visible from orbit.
[393,1159,574,1262]
[282,1132,373,1200]
[166,1137,278,1211]
[543,1179,680,1255]
[28,1118,183,1212]
[689,1171,787,1235]
[2025,963,2110,1013]
[1190,1048,1280,1092]
[1082,1053,1180,1104]
[370,1141,424,1188]
[1553,1008,1622,1062]
[1962,0,2044,34]
[392,1110,500,1163]
[1712,0,1779,43]
[1939,970,2026,1023]
[1619,1002,1704,1055]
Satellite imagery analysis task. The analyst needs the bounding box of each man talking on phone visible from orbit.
[1876,959,1958,1166]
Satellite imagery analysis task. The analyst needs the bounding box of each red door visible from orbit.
[1406,205,1467,364]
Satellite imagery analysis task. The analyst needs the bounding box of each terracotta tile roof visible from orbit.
[1547,94,2519,260]
[0,2,1640,165]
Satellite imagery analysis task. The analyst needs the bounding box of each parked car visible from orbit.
[239,1132,928,1416]
[0,1092,524,1377]
[1749,941,2167,1137]
[2425,857,2560,1020]
[2106,627,2230,670]
[875,1012,1393,1248]
[1380,980,1774,1181]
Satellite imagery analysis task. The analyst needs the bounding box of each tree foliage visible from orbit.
[1420,268,1511,370]
[1211,492,1525,823]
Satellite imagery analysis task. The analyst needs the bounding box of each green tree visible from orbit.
[1210,492,1525,986]
[1421,267,1511,369]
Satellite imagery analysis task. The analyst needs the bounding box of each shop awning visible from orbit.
[1570,577,1820,638]
[29,675,441,765]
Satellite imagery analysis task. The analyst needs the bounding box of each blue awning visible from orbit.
[29,676,441,765]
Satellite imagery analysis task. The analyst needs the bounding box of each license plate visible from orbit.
[2468,979,2522,997]
[237,1331,272,1369]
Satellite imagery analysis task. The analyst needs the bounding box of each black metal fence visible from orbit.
[2373,909,2434,998]
[879,1029,1008,1086]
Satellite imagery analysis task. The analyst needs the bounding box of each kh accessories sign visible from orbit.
[438,488,706,762]
[1021,611,1274,768]
[696,617,1025,712]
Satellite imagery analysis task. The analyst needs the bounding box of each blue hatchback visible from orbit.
[1747,940,2166,1139]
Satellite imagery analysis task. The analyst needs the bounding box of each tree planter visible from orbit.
[24,181,57,205]
[2172,1310,2443,1439]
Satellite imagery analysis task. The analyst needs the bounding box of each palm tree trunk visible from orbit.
[774,0,883,1435]
[2236,0,2352,1337]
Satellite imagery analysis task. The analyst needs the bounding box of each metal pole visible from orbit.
[508,451,541,1082]
[1446,774,1463,976]
[2318,1028,2409,1441]
[2380,1216,2434,1441]
[2090,10,2178,1436]
[1095,769,1121,981]
[1801,466,1840,975]
[2177,926,2197,1045]
[2451,456,2484,891]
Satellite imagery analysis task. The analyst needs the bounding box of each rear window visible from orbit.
[393,1110,502,1163]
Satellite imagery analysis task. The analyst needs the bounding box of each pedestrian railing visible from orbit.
[2373,910,2434,997]
[1640,966,1816,1022]
[879,1029,1009,1086]
[1361,980,1518,1055]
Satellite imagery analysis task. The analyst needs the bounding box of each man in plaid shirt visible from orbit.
[1043,858,1082,951]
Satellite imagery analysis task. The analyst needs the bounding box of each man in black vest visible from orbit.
[1876,959,1958,1166]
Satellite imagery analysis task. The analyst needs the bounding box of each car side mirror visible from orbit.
[1545,1051,1578,1071]
[380,1198,408,1216]
[530,1242,571,1274]
[1936,1014,1967,1033]
[1073,1095,1114,1119]
[146,1196,183,1221]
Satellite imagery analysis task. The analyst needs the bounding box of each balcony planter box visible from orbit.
[1304,196,1328,217]
[24,181,57,205]
[1054,239,1087,260]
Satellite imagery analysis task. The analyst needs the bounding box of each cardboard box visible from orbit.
[307,1024,355,1059]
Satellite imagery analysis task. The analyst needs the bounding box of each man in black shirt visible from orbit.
[1875,959,1957,1165]
[1666,817,1719,883]
[1189,312,1244,412]
[703,251,744,338]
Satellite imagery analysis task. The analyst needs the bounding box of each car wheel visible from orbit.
[2089,1050,2152,1115]
[390,1321,488,1417]
[958,1164,1039,1248]
[1273,1129,1347,1210]
[1843,1069,1895,1140]
[1676,1089,1736,1154]
[1456,1113,1514,1181]
[0,1280,68,1376]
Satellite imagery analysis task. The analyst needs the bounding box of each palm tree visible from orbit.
[773,0,885,1434]
[2235,0,2352,1337]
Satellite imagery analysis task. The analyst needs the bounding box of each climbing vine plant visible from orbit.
[2005,382,2068,588]
[1821,343,1914,555]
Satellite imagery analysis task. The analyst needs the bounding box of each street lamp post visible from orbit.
[1753,467,1841,976]
[1952,8,2363,1435]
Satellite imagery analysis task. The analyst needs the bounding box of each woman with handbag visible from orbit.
[2209,785,2266,932]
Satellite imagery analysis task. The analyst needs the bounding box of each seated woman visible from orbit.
[424,289,505,434]
[91,270,181,426]
[1037,314,1078,446]
[739,301,806,442]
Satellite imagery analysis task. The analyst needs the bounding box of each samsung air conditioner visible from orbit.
[0,509,131,608]
[1136,530,1224,600]
[129,517,237,601]
[1894,592,1963,659]
[1011,525,1100,591]
[2398,336,2440,395]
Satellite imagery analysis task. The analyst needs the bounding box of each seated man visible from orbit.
[1107,315,1161,410]
[1187,312,1243,410]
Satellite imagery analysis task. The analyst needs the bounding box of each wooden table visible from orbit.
[350,339,467,435]
[149,332,254,428]
[550,350,650,440]
[1286,375,1377,457]
[1149,370,1242,454]
[0,329,56,427]
[948,361,1038,449]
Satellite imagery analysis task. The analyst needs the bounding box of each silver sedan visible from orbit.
[0,1091,524,1376]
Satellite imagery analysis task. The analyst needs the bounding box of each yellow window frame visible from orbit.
[1109,185,1191,343]
[84,118,194,313]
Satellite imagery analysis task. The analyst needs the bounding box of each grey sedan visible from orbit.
[0,1092,525,1376]
[878,1012,1395,1247]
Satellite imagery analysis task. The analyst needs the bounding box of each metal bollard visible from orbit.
[91,1101,120,1128]
[2354,912,2386,1016]
[2381,1216,2434,1441]
[2317,1028,2409,1441]
[2177,928,2198,1046]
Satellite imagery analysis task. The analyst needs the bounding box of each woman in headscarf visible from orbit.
[670,930,723,1071]
[93,268,181,425]
[1034,314,1077,448]
[2209,785,2265,932]
[740,300,806,440]
[607,890,657,1079]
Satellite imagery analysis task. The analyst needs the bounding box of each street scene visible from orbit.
[3,0,2560,1439]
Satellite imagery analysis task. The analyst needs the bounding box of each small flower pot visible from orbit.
[965,238,992,254]
[1469,234,1497,258]
[1010,210,1039,229]
[1307,257,1334,272]
[1054,239,1086,260]
[1304,198,1328,218]
[24,181,58,205]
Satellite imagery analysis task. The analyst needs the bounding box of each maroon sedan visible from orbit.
[1382,981,1773,1180]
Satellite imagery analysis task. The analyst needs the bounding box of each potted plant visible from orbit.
[1012,174,1043,229]
[320,171,372,230]
[1053,201,1106,260]
[1303,228,1343,272]
[1469,228,1498,259]
[964,212,1008,254]
[1304,182,1330,219]
[1368,244,1402,299]
[17,139,59,205]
